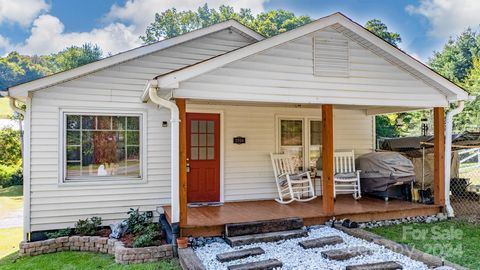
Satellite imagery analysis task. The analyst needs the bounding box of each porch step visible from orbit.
[227,259,283,270]
[225,229,307,247]
[298,236,344,249]
[346,261,403,270]
[321,246,372,261]
[225,217,304,237]
[216,247,265,262]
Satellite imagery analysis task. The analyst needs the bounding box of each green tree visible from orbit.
[429,29,480,83]
[0,52,50,90]
[365,19,402,47]
[140,4,311,43]
[0,127,21,166]
[46,43,103,73]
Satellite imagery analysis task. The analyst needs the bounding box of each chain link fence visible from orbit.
[451,146,480,223]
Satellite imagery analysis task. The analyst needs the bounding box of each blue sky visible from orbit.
[0,0,479,62]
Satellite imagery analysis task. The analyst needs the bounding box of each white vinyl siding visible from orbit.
[314,35,349,77]
[187,103,374,201]
[28,29,256,231]
[174,27,449,107]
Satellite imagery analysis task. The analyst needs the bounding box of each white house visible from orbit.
[2,13,470,239]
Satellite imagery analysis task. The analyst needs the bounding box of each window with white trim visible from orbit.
[64,113,142,181]
[278,118,322,171]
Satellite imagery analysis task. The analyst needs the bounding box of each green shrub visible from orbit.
[75,216,102,236]
[132,223,160,248]
[0,128,21,166]
[0,163,22,187]
[45,228,72,239]
[126,208,150,234]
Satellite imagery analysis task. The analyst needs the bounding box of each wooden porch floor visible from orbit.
[164,196,441,237]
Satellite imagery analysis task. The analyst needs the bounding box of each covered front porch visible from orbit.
[164,195,441,237]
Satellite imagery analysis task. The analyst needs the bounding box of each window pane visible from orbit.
[67,146,80,161]
[281,146,304,170]
[66,162,81,177]
[207,147,214,160]
[191,134,198,146]
[82,116,95,130]
[207,134,214,146]
[199,134,206,147]
[207,121,214,133]
[310,148,322,169]
[281,120,303,146]
[65,114,141,180]
[66,115,80,130]
[98,116,111,130]
[127,146,140,160]
[67,130,80,145]
[127,131,140,145]
[199,120,206,133]
[191,147,198,160]
[191,120,198,133]
[112,116,126,130]
[310,120,322,145]
[199,147,207,160]
[127,117,139,130]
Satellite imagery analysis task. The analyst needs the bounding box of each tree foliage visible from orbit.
[0,43,102,91]
[0,127,21,166]
[365,19,402,47]
[140,4,312,43]
[429,29,480,83]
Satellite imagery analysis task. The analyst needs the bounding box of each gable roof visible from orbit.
[3,20,264,97]
[152,12,469,102]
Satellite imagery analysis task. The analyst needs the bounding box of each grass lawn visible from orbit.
[367,220,480,269]
[0,252,181,270]
[0,186,23,213]
[0,98,12,119]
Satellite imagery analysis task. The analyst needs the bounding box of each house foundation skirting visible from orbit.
[19,236,173,264]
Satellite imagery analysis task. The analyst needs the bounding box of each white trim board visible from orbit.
[155,13,468,102]
[7,20,264,97]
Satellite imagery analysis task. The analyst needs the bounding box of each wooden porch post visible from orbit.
[322,104,334,215]
[434,107,445,206]
[177,99,188,227]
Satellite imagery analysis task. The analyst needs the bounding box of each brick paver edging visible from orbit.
[19,236,173,264]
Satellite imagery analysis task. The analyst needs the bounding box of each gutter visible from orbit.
[8,97,25,116]
[444,98,470,217]
[146,80,180,246]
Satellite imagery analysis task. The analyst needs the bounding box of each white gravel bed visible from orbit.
[194,226,429,270]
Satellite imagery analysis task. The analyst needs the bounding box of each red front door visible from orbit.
[186,113,220,203]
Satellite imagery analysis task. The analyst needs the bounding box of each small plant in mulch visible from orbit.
[45,228,73,239]
[75,216,103,236]
[120,208,164,248]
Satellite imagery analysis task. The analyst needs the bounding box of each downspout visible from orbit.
[444,101,464,218]
[147,80,181,246]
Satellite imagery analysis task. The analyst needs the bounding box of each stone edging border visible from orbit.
[337,227,468,270]
[19,236,173,264]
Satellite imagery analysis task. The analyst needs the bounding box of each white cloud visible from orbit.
[0,0,49,27]
[106,0,268,35]
[12,15,142,55]
[406,0,480,38]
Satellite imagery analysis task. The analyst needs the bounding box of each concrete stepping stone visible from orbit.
[298,236,344,249]
[225,229,307,247]
[346,261,403,270]
[227,259,283,270]
[216,247,265,262]
[225,217,303,237]
[321,246,372,261]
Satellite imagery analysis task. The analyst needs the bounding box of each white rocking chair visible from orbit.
[334,150,361,200]
[270,153,317,204]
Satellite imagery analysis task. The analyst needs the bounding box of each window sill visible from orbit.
[59,178,147,186]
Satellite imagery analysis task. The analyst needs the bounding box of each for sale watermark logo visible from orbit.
[401,225,464,258]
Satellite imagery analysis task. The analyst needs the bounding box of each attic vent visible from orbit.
[313,36,349,77]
